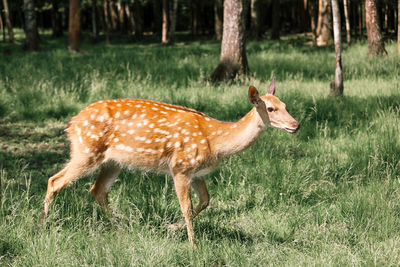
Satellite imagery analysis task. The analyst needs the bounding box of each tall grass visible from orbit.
[1,31,400,266]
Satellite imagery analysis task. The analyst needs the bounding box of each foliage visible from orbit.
[1,31,400,265]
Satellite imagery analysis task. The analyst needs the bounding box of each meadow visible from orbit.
[1,31,400,266]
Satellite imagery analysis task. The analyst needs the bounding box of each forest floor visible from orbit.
[1,31,400,266]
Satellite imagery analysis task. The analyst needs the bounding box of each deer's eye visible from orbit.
[267,107,274,112]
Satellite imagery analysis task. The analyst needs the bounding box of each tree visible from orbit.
[330,0,343,96]
[51,0,63,38]
[316,0,333,46]
[208,0,249,83]
[68,0,81,52]
[343,0,350,43]
[398,0,400,56]
[168,0,178,41]
[103,0,111,44]
[214,0,223,40]
[271,0,280,40]
[0,10,5,42]
[2,0,14,43]
[250,0,261,38]
[161,0,168,43]
[91,0,98,40]
[365,0,386,56]
[24,0,39,50]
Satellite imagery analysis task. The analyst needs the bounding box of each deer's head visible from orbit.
[248,78,299,133]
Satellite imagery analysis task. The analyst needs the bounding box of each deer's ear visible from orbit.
[267,77,276,95]
[249,86,261,107]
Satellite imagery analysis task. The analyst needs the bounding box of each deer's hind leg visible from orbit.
[90,162,121,218]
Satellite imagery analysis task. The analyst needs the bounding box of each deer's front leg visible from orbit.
[173,173,196,249]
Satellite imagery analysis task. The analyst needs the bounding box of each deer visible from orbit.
[37,78,299,249]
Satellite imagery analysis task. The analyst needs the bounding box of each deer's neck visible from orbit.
[211,108,265,157]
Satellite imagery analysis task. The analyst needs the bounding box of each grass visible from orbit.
[1,30,400,266]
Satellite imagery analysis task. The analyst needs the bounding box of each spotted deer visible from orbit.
[37,78,299,248]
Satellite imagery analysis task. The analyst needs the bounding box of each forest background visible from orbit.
[1,0,400,266]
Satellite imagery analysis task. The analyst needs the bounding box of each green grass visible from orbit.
[1,30,400,266]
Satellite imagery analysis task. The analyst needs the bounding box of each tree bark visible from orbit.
[152,0,162,34]
[161,0,169,43]
[208,0,249,83]
[2,0,14,43]
[103,0,110,44]
[68,0,81,52]
[191,0,199,35]
[316,0,333,46]
[214,0,223,40]
[51,0,63,38]
[117,1,126,33]
[309,0,318,44]
[365,0,387,56]
[271,0,280,40]
[330,0,343,96]
[343,0,350,43]
[24,0,39,50]
[168,0,178,41]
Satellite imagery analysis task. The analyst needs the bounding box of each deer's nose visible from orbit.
[292,121,300,131]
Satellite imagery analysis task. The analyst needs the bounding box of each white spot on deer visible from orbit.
[117,103,121,107]
[194,125,199,128]
[171,108,177,111]
[123,110,129,115]
[114,138,119,142]
[136,148,144,152]
[191,144,197,149]
[116,144,125,150]
[115,126,119,130]
[190,159,196,164]
[166,142,172,148]
[105,148,112,153]
[174,141,181,148]
[84,147,90,153]
[183,137,189,143]
[98,132,104,137]
[149,123,155,128]
[178,110,184,113]
[115,112,121,118]
[231,124,237,128]
[193,132,198,136]
[196,156,202,161]
[86,131,92,137]
[90,114,95,120]
[140,114,146,118]
[159,149,164,153]
[158,118,166,122]
[205,117,210,121]
[79,136,83,144]
[83,120,88,126]
[160,111,168,115]
[145,139,151,144]
[135,104,141,108]
[90,125,95,130]
[161,137,167,142]
[137,123,143,127]
[125,146,133,152]
[131,114,137,119]
[76,127,81,135]
[211,131,216,135]
[128,129,135,134]
[121,120,126,124]
[209,125,213,128]
[200,139,206,144]
[152,107,158,111]
[97,116,105,122]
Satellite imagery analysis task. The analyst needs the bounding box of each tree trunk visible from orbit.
[68,0,81,52]
[152,0,162,34]
[271,0,280,40]
[309,0,318,44]
[250,0,261,38]
[343,0,350,43]
[330,0,343,96]
[2,0,14,43]
[51,0,63,38]
[168,0,178,41]
[398,0,400,55]
[133,1,143,40]
[191,0,199,35]
[365,0,387,56]
[316,0,333,46]
[161,0,169,43]
[214,0,223,40]
[0,11,5,42]
[117,1,126,33]
[91,0,98,39]
[208,0,249,83]
[125,3,135,36]
[109,0,118,31]
[24,0,39,50]
[103,0,110,44]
